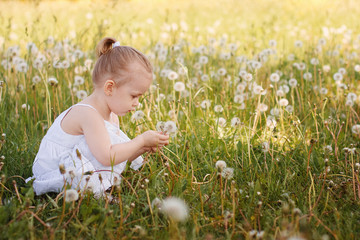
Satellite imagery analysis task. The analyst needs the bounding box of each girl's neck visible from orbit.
[80,91,112,121]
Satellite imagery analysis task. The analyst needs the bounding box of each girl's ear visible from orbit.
[104,80,115,96]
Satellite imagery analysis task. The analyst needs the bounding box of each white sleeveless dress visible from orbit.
[26,103,143,196]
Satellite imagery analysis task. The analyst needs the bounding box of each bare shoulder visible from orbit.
[110,112,120,127]
[61,105,104,135]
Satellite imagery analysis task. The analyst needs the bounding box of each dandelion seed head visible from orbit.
[74,76,85,86]
[270,73,280,83]
[355,64,360,72]
[221,167,234,180]
[47,77,58,85]
[333,72,343,81]
[217,68,227,76]
[65,189,79,202]
[167,71,178,80]
[174,81,185,92]
[215,160,227,170]
[216,117,226,127]
[294,40,303,48]
[76,90,87,100]
[257,103,268,112]
[261,142,270,152]
[151,197,162,210]
[160,197,189,222]
[200,100,211,109]
[322,65,331,72]
[288,78,297,88]
[131,110,145,122]
[285,105,294,113]
[164,121,177,134]
[352,124,360,135]
[236,82,247,92]
[279,98,289,107]
[231,117,241,127]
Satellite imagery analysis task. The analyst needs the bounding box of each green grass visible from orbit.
[0,0,360,239]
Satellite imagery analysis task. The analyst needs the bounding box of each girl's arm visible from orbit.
[79,108,168,166]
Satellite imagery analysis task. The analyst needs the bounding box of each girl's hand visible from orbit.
[143,146,164,153]
[138,130,169,149]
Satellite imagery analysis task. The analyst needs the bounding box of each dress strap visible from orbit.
[73,103,99,113]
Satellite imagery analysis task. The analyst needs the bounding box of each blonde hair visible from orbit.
[92,37,152,87]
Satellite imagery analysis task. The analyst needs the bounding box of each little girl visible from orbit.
[27,37,169,196]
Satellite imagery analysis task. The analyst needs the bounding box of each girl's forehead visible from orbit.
[126,72,152,91]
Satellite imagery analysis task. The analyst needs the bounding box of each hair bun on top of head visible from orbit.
[95,37,118,58]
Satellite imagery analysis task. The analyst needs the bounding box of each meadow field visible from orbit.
[0,0,360,239]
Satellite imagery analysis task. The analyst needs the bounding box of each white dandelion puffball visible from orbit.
[333,72,343,81]
[168,110,176,118]
[355,64,360,72]
[269,39,277,47]
[244,73,253,82]
[287,54,295,61]
[215,160,227,170]
[65,189,79,202]
[214,105,224,113]
[164,121,177,134]
[218,68,227,76]
[324,145,333,152]
[297,62,306,71]
[151,197,162,210]
[303,72,312,81]
[21,104,30,110]
[231,117,241,127]
[266,116,277,129]
[74,75,85,85]
[352,124,360,135]
[294,40,303,48]
[288,78,297,88]
[201,74,210,82]
[239,70,247,78]
[156,121,165,132]
[32,75,41,84]
[285,105,294,113]
[320,88,328,95]
[257,103,268,112]
[252,85,263,95]
[323,65,331,73]
[221,167,234,180]
[236,83,247,92]
[131,110,145,122]
[338,68,346,75]
[76,90,88,100]
[167,71,179,80]
[47,76,58,85]
[261,142,270,152]
[345,99,354,107]
[199,56,208,65]
[270,73,280,83]
[174,81,185,92]
[279,98,289,107]
[347,93,357,102]
[276,89,285,97]
[156,93,166,102]
[217,117,226,127]
[234,94,245,104]
[160,197,189,222]
[280,85,290,94]
[252,61,262,69]
[310,58,319,65]
[270,108,281,117]
[200,100,211,109]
